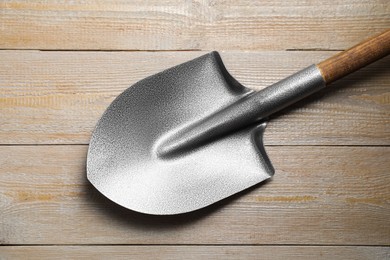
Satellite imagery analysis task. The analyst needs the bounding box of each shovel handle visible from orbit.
[316,29,390,85]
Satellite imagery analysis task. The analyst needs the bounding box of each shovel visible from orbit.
[87,30,390,215]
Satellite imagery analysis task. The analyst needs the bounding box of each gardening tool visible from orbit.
[87,30,390,215]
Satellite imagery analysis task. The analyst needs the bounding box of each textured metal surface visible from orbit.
[87,52,325,215]
[158,64,325,157]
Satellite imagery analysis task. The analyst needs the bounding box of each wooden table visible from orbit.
[1,1,389,259]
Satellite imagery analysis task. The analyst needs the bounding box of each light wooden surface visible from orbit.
[0,0,389,259]
[1,246,389,260]
[1,51,389,145]
[1,145,389,244]
[0,0,389,50]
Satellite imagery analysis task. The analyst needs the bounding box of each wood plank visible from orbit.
[1,246,389,260]
[0,0,389,50]
[0,51,389,145]
[1,145,389,245]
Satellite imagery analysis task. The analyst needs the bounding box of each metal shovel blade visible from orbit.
[87,52,274,215]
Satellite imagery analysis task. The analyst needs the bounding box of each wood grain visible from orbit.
[1,145,389,245]
[0,0,389,50]
[1,0,389,258]
[0,51,389,145]
[1,246,389,260]
[317,29,390,84]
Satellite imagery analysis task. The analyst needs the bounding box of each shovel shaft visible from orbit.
[157,30,390,157]
[317,29,390,84]
[157,65,325,157]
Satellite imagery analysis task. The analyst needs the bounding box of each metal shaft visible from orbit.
[157,65,325,157]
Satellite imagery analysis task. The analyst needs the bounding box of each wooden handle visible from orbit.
[317,29,390,85]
